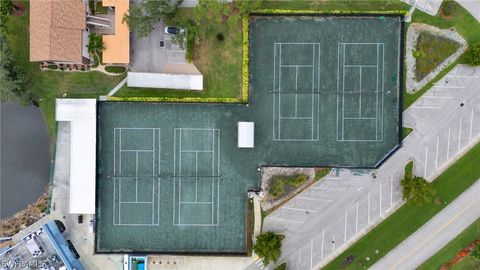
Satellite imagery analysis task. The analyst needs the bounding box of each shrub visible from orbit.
[105,65,126,73]
[47,65,58,70]
[464,42,480,66]
[401,175,436,205]
[286,174,307,188]
[253,232,284,265]
[314,168,331,181]
[471,244,480,259]
[241,16,249,102]
[216,33,224,41]
[441,0,458,16]
[268,177,285,198]
[412,49,426,59]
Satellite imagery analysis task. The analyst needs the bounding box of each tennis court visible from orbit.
[96,15,403,254]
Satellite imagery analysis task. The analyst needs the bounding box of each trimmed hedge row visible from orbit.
[250,9,407,15]
[241,16,249,103]
[107,96,242,103]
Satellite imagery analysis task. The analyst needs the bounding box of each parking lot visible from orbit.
[130,21,186,73]
[262,65,480,270]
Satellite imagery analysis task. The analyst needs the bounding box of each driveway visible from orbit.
[371,180,480,270]
[260,65,480,269]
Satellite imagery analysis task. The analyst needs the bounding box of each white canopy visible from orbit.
[127,72,203,90]
[238,122,254,148]
[56,99,96,214]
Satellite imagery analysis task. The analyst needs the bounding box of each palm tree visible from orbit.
[87,33,105,56]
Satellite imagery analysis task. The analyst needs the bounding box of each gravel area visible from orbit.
[259,167,317,212]
[406,23,467,93]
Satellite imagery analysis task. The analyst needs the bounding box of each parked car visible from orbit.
[164,26,184,35]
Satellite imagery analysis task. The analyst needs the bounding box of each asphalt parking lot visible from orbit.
[261,65,480,270]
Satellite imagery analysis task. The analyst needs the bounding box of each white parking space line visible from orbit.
[411,106,441,109]
[435,136,439,169]
[379,183,382,217]
[470,108,474,141]
[458,117,463,151]
[390,176,393,207]
[355,201,359,233]
[368,192,371,224]
[296,196,333,202]
[310,238,313,269]
[421,96,455,99]
[311,187,347,191]
[344,209,348,241]
[424,146,428,178]
[283,206,319,213]
[321,228,325,260]
[447,128,451,160]
[269,217,305,224]
[332,235,336,251]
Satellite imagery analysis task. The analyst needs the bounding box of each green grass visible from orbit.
[314,168,331,181]
[402,127,413,140]
[274,262,287,270]
[404,160,413,179]
[415,32,460,81]
[105,66,126,73]
[95,1,109,14]
[418,218,480,270]
[6,1,124,138]
[323,142,480,269]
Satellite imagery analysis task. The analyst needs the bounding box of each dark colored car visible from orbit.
[164,26,184,35]
[77,215,83,224]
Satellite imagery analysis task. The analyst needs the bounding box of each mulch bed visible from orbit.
[440,240,480,270]
[12,1,26,17]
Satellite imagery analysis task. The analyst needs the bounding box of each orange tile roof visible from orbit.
[102,0,130,64]
[30,0,85,63]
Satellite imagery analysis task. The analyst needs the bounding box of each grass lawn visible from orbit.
[402,127,413,140]
[115,8,243,99]
[418,218,480,270]
[104,66,126,74]
[403,0,480,109]
[415,32,460,81]
[7,1,125,138]
[323,142,480,269]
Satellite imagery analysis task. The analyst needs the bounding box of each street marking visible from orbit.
[447,128,451,160]
[379,182,382,217]
[435,136,439,169]
[332,235,336,251]
[283,206,319,213]
[296,196,333,202]
[321,228,325,259]
[469,108,474,141]
[344,209,348,241]
[311,187,347,191]
[424,146,428,178]
[411,106,441,109]
[390,176,393,207]
[368,192,371,224]
[269,217,304,224]
[458,117,463,151]
[310,238,313,269]
[355,201,359,232]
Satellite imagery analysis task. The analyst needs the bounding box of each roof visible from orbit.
[102,0,130,64]
[56,99,97,214]
[30,0,86,63]
[127,71,203,90]
[238,122,255,148]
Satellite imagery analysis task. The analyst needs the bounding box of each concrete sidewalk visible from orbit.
[371,180,480,270]
[456,0,480,23]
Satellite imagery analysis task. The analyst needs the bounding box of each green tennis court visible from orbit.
[96,15,403,254]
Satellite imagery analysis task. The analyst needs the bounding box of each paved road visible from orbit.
[456,0,480,23]
[261,65,480,270]
[371,180,480,270]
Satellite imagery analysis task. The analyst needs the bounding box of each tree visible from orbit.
[253,232,284,265]
[87,33,105,55]
[122,0,183,38]
[0,35,30,104]
[464,42,480,66]
[0,0,13,34]
[400,175,436,205]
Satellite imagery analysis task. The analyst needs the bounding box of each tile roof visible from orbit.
[30,0,86,62]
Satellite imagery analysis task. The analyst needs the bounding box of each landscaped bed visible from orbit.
[105,65,126,74]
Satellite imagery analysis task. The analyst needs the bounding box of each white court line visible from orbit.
[336,43,341,141]
[295,66,298,117]
[136,152,138,202]
[424,146,429,178]
[283,206,319,213]
[344,117,376,120]
[345,65,377,68]
[279,116,313,120]
[180,150,214,153]
[120,149,153,152]
[435,136,439,168]
[119,129,122,175]
[269,217,304,224]
[281,64,313,67]
[458,117,463,151]
[359,67,362,118]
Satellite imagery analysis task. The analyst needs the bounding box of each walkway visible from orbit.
[261,65,480,270]
[456,0,480,23]
[371,180,480,270]
[106,76,127,96]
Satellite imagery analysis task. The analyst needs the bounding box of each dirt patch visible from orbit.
[435,196,442,205]
[12,1,26,17]
[0,193,48,237]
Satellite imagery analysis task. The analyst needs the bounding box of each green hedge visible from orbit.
[107,96,242,103]
[251,9,407,15]
[241,16,250,103]
[105,65,126,73]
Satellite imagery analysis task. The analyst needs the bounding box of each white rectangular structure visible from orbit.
[127,72,203,90]
[56,99,97,214]
[238,122,254,148]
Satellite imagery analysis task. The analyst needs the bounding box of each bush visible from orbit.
[253,232,284,265]
[314,168,331,181]
[105,65,126,73]
[401,175,436,205]
[108,95,242,103]
[464,42,480,66]
[216,33,224,41]
[412,50,426,59]
[286,174,307,188]
[269,178,285,198]
[241,16,249,102]
[441,0,458,16]
[47,64,58,70]
[268,174,308,198]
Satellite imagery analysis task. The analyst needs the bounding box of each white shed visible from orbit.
[238,122,254,148]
